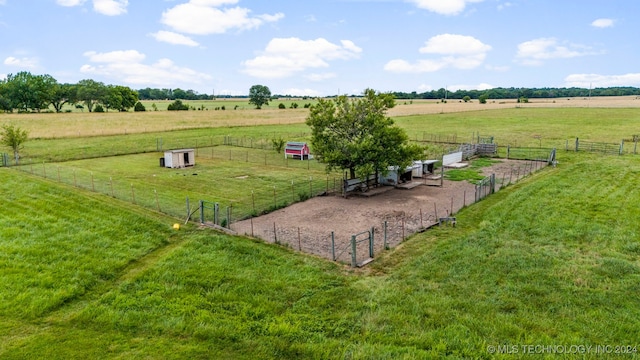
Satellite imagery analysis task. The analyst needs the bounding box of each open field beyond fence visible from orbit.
[2,102,640,358]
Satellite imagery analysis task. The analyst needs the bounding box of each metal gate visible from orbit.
[199,200,231,228]
[350,228,375,267]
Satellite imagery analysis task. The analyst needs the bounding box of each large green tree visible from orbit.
[103,85,138,112]
[50,83,77,113]
[76,79,107,112]
[2,72,55,112]
[248,84,271,109]
[0,123,29,164]
[306,89,423,180]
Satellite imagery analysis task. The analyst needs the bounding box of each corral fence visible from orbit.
[567,137,623,155]
[475,174,496,202]
[505,146,557,163]
[225,157,548,267]
[458,143,498,159]
[1,153,9,167]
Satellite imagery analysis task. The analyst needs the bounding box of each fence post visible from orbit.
[384,221,388,250]
[186,197,190,220]
[351,235,357,268]
[620,140,624,155]
[226,206,231,229]
[273,222,278,244]
[214,203,219,225]
[199,200,204,223]
[331,232,336,261]
[575,137,579,152]
[507,145,510,159]
[491,174,496,194]
[370,227,374,258]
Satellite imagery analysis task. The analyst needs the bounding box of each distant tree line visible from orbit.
[392,87,640,100]
[137,88,212,101]
[0,71,140,113]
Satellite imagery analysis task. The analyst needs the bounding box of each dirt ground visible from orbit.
[232,159,544,265]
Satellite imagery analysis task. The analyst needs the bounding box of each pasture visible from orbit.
[1,99,640,358]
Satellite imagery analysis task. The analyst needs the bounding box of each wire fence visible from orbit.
[227,158,549,266]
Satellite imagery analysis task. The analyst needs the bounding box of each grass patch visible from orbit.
[445,158,501,183]
[0,169,176,320]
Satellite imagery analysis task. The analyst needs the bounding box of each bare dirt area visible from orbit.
[232,159,544,265]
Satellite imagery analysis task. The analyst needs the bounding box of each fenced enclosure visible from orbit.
[226,157,549,267]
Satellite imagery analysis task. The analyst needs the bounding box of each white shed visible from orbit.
[163,149,195,168]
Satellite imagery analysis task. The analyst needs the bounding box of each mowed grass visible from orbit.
[39,147,338,219]
[3,105,640,358]
[0,169,176,320]
[398,107,640,147]
[3,153,640,358]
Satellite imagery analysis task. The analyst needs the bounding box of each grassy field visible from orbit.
[1,104,640,358]
[3,95,639,140]
[2,153,640,358]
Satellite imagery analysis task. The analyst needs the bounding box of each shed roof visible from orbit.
[165,148,195,154]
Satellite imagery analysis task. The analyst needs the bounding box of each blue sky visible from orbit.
[1,0,639,96]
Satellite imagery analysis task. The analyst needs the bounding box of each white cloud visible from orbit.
[83,50,145,63]
[56,0,127,15]
[516,38,600,66]
[3,56,39,69]
[485,64,509,72]
[497,2,512,10]
[81,50,212,87]
[408,0,484,15]
[93,0,128,16]
[56,0,86,6]
[150,31,199,47]
[161,0,283,35]
[242,37,362,79]
[384,34,491,73]
[565,73,640,88]
[305,73,337,82]
[591,18,615,28]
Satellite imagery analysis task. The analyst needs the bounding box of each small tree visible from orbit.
[1,124,29,165]
[479,93,489,104]
[248,85,271,109]
[463,95,471,103]
[167,99,189,110]
[271,137,286,153]
[134,101,146,112]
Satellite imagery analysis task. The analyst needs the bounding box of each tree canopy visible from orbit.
[248,85,271,109]
[0,123,29,164]
[306,89,423,180]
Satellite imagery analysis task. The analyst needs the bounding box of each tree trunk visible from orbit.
[349,167,356,179]
[13,151,19,165]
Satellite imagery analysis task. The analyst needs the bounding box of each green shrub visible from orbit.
[94,104,104,113]
[134,101,146,112]
[167,100,189,111]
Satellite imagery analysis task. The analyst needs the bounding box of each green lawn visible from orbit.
[2,151,640,358]
[2,106,640,358]
[398,107,640,147]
